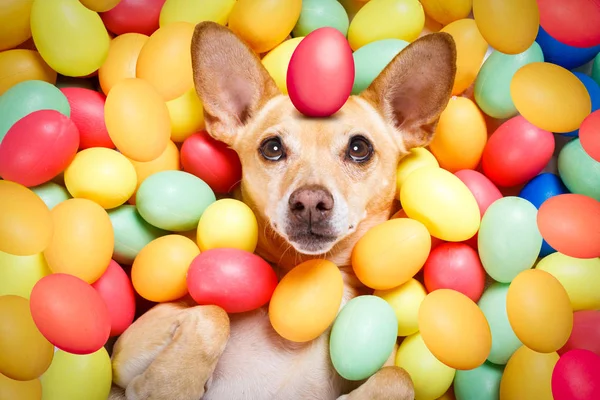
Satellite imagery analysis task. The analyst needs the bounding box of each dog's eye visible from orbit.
[259,137,286,161]
[347,136,373,163]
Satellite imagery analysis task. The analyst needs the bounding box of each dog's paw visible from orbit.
[339,366,415,400]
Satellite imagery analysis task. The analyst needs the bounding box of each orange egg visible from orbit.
[500,345,558,400]
[0,49,56,95]
[0,373,41,400]
[98,33,148,95]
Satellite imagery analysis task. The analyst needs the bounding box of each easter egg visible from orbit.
[0,373,41,400]
[537,0,600,48]
[419,0,471,25]
[454,361,504,400]
[261,37,304,94]
[0,50,56,95]
[400,167,480,242]
[187,248,278,313]
[30,182,71,210]
[374,278,427,337]
[478,283,522,365]
[558,138,600,201]
[131,235,199,302]
[166,88,205,142]
[287,27,354,117]
[482,116,555,187]
[552,349,600,400]
[594,53,600,86]
[60,87,113,149]
[0,295,54,381]
[559,310,600,356]
[293,0,349,37]
[395,147,438,192]
[269,259,343,342]
[454,170,503,218]
[0,0,33,51]
[160,0,236,27]
[228,0,302,54]
[474,42,544,119]
[136,170,216,231]
[395,333,456,400]
[43,199,114,283]
[80,0,120,12]
[98,33,148,95]
[30,0,110,77]
[429,97,487,171]
[348,0,424,51]
[536,26,600,70]
[0,251,51,300]
[100,0,165,36]
[40,348,111,400]
[510,62,591,133]
[0,110,80,187]
[352,38,408,95]
[580,110,600,162]
[0,180,52,257]
[500,346,559,400]
[104,78,171,162]
[330,295,398,380]
[419,289,492,370]
[352,218,431,290]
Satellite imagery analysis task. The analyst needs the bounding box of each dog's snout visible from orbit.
[288,185,334,224]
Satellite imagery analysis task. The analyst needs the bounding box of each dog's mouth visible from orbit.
[286,230,338,255]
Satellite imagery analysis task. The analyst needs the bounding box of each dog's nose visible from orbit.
[288,185,334,225]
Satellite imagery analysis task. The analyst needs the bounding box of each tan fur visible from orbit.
[109,22,456,400]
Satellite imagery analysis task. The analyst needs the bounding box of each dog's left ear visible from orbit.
[360,33,457,150]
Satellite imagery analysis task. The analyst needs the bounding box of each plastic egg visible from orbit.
[0,110,79,187]
[537,0,600,48]
[287,27,354,117]
[160,0,236,27]
[98,33,148,95]
[419,0,471,25]
[100,0,165,36]
[43,198,114,283]
[594,53,600,86]
[261,37,304,94]
[429,97,487,171]
[374,278,426,337]
[552,349,600,400]
[510,62,591,133]
[352,218,431,290]
[0,251,51,299]
[348,0,425,50]
[166,88,205,142]
[104,78,171,162]
[400,167,480,242]
[0,295,54,381]
[292,0,349,37]
[269,259,343,342]
[0,180,52,257]
[131,234,199,302]
[228,0,303,54]
[454,361,504,400]
[536,26,600,71]
[0,50,56,95]
[474,42,544,119]
[0,373,41,400]
[395,333,456,400]
[579,108,600,162]
[500,346,559,400]
[187,248,278,313]
[454,169,503,218]
[558,138,600,201]
[31,182,71,210]
[559,310,600,356]
[0,0,33,51]
[60,87,113,149]
[440,19,489,95]
[30,0,110,77]
[396,147,439,192]
[80,0,120,11]
[330,295,398,380]
[352,38,408,95]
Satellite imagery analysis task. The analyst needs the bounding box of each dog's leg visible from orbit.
[110,301,230,400]
[337,366,415,400]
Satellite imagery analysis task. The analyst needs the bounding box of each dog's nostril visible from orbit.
[316,201,328,211]
[292,202,305,212]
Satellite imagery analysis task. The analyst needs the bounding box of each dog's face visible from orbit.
[191,23,456,265]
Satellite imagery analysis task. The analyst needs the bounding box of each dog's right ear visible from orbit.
[191,22,280,147]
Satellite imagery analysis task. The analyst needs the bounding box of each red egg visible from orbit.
[482,116,555,187]
[60,87,114,150]
[187,248,278,313]
[538,0,600,48]
[455,169,503,217]
[287,27,355,117]
[100,0,166,36]
[559,310,600,356]
[29,273,111,355]
[552,349,600,400]
[180,131,242,194]
[537,193,600,259]
[579,109,600,162]
[91,260,136,337]
[0,110,79,187]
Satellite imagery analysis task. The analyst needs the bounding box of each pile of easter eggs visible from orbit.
[1,0,600,399]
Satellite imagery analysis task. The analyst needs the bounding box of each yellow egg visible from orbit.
[420,0,472,26]
[374,278,427,336]
[348,0,425,50]
[228,0,303,54]
[64,148,137,210]
[510,62,592,133]
[269,259,344,342]
[166,87,205,142]
[473,0,539,55]
[429,96,487,172]
[400,167,480,242]
[396,147,439,193]
[160,0,236,26]
[0,373,41,400]
[98,33,148,95]
[80,0,120,12]
[0,49,56,95]
[535,252,600,311]
[395,333,456,400]
[0,0,33,51]
[440,19,489,95]
[0,251,51,299]
[418,289,492,370]
[261,37,304,94]
[499,345,558,400]
[506,269,573,353]
[352,218,431,290]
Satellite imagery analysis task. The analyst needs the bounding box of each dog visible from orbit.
[108,21,456,400]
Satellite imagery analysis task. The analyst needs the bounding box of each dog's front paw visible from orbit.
[339,366,415,400]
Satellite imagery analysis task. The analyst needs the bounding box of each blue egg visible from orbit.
[562,72,600,137]
[536,26,600,70]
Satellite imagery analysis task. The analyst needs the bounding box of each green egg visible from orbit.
[30,182,71,210]
[329,295,398,381]
[474,42,544,119]
[592,53,600,86]
[292,0,349,38]
[454,361,504,400]
[0,80,70,143]
[352,38,409,95]
[136,170,216,232]
[558,138,600,201]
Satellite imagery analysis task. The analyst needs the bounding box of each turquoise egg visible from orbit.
[592,52,600,86]
[292,0,349,38]
[30,182,71,210]
[329,295,398,381]
[474,42,544,119]
[558,138,600,201]
[135,170,216,232]
[352,38,409,95]
[454,361,504,400]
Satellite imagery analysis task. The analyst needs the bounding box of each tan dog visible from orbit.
[108,22,456,400]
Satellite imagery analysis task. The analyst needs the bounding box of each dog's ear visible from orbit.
[360,33,457,150]
[191,22,280,146]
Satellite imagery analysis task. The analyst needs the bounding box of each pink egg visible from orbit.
[455,169,503,217]
[559,310,600,357]
[287,27,354,117]
[552,349,600,400]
